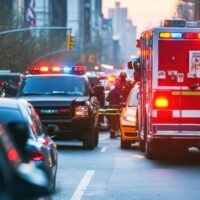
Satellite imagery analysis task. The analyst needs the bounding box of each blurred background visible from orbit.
[0,0,199,73]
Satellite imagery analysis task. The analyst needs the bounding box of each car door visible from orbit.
[21,102,57,169]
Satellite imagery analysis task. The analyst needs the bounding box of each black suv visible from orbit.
[18,74,100,149]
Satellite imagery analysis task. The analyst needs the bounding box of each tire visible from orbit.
[121,139,131,149]
[95,125,99,147]
[110,131,116,139]
[139,139,145,152]
[49,169,57,193]
[83,124,95,150]
[50,177,56,193]
[145,140,157,160]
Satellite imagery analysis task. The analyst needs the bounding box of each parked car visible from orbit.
[0,98,58,193]
[120,83,140,149]
[0,71,22,97]
[0,121,50,200]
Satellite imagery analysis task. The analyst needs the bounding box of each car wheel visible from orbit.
[121,139,131,149]
[49,173,56,193]
[83,124,95,150]
[139,139,145,152]
[95,125,99,147]
[145,140,157,159]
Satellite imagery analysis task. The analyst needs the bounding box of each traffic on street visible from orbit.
[0,0,200,200]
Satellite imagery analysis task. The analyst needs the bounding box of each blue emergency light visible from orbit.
[171,33,182,39]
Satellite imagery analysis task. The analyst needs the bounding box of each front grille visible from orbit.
[35,106,72,120]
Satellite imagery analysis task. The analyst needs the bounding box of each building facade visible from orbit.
[108,1,137,66]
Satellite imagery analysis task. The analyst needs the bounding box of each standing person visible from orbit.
[106,81,124,138]
[118,71,132,101]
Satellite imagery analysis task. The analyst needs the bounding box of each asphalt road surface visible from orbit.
[53,132,200,200]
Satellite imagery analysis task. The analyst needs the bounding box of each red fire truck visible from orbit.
[136,20,200,158]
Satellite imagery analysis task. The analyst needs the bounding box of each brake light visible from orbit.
[155,97,168,108]
[30,150,45,161]
[8,148,19,161]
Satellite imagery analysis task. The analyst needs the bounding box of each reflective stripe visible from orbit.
[173,110,200,118]
[152,110,157,117]
[172,91,200,96]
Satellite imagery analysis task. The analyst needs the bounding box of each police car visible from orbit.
[18,65,102,149]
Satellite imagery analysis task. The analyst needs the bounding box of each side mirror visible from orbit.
[94,85,105,107]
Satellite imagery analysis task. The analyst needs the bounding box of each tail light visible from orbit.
[30,150,45,161]
[8,148,19,161]
[155,97,168,108]
[75,106,89,117]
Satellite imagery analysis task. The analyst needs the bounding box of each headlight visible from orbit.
[123,110,136,123]
[75,106,89,117]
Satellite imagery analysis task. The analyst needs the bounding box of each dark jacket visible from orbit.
[106,88,124,105]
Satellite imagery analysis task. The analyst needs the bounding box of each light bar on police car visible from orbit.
[27,65,86,75]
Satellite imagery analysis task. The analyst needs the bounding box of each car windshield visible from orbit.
[20,76,88,96]
[128,86,139,107]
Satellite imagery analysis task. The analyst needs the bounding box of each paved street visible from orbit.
[53,132,200,200]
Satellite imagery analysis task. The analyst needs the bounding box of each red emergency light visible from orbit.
[73,66,86,74]
[183,32,200,39]
[28,65,61,74]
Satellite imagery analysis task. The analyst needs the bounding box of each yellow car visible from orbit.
[120,83,139,149]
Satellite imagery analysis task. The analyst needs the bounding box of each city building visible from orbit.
[108,1,137,67]
[101,18,113,64]
[174,0,194,21]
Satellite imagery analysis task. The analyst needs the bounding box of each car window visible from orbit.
[24,104,44,137]
[18,102,43,138]
[128,86,139,107]
[20,76,88,96]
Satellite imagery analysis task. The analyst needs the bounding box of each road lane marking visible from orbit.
[99,135,109,141]
[133,154,145,159]
[100,146,107,153]
[71,170,95,200]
